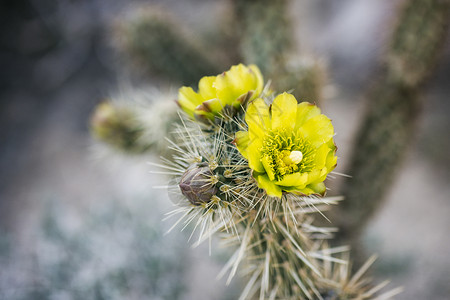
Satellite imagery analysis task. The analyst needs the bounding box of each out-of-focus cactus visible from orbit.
[232,0,293,76]
[91,102,145,153]
[335,0,450,242]
[90,91,179,155]
[114,7,223,86]
[277,59,326,104]
[231,0,326,104]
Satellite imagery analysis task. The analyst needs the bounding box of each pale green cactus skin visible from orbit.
[335,0,450,242]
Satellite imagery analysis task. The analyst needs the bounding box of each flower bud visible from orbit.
[90,102,143,152]
[179,163,218,205]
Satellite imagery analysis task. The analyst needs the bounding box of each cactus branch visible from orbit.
[335,0,450,242]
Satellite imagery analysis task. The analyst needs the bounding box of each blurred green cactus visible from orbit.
[91,101,145,152]
[231,0,326,104]
[114,7,223,85]
[231,0,293,76]
[335,0,450,242]
[276,59,326,104]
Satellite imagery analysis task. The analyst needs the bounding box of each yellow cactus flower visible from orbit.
[235,93,337,198]
[177,64,264,122]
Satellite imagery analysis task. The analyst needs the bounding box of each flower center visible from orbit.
[285,151,303,164]
[261,129,315,181]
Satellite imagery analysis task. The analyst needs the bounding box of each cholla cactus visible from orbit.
[159,64,399,299]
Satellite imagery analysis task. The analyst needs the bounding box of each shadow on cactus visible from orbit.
[156,64,401,299]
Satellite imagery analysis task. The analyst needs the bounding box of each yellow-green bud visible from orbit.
[90,102,143,152]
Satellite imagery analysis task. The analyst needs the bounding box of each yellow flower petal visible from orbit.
[194,98,225,117]
[271,93,297,130]
[276,172,308,187]
[311,167,329,184]
[298,114,334,148]
[235,131,250,159]
[306,182,326,196]
[261,156,276,181]
[294,102,321,130]
[247,138,265,173]
[255,174,283,198]
[304,168,323,184]
[314,143,331,169]
[177,64,264,122]
[215,64,248,105]
[177,87,204,118]
[245,98,270,140]
[215,64,263,105]
[326,152,337,171]
[198,76,217,100]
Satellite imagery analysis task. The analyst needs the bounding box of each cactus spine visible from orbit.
[335,0,450,242]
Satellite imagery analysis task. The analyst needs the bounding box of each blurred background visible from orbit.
[1,0,449,299]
